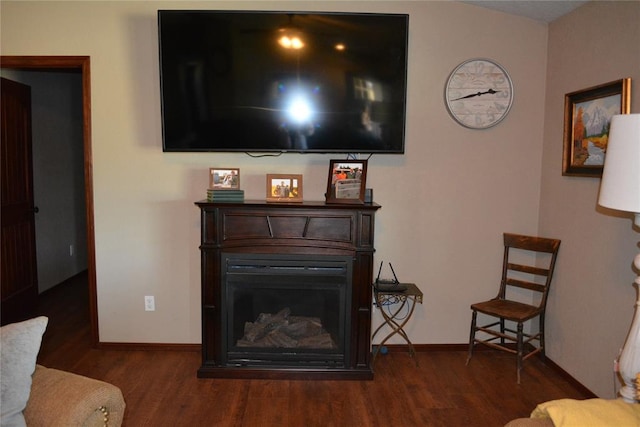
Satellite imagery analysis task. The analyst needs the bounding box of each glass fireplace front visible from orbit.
[221,253,353,368]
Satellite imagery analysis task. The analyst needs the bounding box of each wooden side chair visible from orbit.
[466,233,561,383]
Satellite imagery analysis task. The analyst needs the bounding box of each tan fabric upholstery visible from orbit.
[505,419,555,427]
[505,397,640,426]
[24,365,125,427]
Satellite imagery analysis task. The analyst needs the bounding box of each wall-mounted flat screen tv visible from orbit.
[158,10,409,153]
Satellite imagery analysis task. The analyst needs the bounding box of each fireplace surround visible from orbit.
[196,200,380,379]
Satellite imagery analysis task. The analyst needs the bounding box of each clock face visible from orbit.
[445,59,514,129]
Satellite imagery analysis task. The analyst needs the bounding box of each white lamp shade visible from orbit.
[598,114,640,213]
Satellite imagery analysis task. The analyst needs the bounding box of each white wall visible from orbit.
[5,1,634,398]
[540,1,640,398]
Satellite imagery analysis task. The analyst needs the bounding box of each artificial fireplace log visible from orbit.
[242,308,291,342]
[238,308,337,349]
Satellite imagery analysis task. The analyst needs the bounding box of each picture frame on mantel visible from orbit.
[562,78,631,177]
[266,174,303,203]
[325,159,367,204]
[209,168,240,190]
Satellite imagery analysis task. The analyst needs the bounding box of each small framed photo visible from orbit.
[209,168,240,190]
[325,159,367,204]
[562,78,631,177]
[266,174,303,203]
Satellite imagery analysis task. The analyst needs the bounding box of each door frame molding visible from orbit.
[1,56,98,346]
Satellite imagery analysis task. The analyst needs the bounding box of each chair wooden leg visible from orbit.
[516,322,523,384]
[466,310,477,365]
[500,318,505,345]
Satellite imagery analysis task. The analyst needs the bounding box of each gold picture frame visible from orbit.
[266,174,303,203]
[562,78,631,177]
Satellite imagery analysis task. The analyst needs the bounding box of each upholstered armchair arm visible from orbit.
[24,365,125,427]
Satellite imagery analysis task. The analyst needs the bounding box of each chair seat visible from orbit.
[471,299,541,322]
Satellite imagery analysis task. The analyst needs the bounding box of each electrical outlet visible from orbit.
[144,296,155,311]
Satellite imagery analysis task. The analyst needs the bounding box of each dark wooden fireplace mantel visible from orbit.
[195,200,381,380]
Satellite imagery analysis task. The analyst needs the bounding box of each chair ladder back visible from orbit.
[504,233,561,254]
[496,244,511,299]
[504,277,546,293]
[505,263,550,292]
[538,245,560,308]
[499,233,561,303]
[508,263,551,277]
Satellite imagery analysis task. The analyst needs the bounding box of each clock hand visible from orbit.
[451,88,499,101]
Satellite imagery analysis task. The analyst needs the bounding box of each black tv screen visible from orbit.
[158,10,409,153]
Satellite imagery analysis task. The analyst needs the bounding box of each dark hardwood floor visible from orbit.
[34,272,594,426]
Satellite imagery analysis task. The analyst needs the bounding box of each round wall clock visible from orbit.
[444,58,514,129]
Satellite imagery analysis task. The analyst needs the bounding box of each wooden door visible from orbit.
[1,77,39,325]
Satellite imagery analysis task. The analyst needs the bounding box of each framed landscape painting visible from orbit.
[562,78,631,177]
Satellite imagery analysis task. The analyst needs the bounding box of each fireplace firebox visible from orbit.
[223,254,352,367]
[196,200,380,380]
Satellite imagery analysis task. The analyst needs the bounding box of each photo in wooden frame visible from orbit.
[209,168,240,190]
[562,78,631,177]
[325,159,367,204]
[266,174,303,203]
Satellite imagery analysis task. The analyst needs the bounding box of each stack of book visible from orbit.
[206,189,244,203]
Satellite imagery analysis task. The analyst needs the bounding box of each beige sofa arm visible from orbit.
[24,365,125,427]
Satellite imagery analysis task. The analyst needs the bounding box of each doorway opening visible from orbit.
[1,56,98,346]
